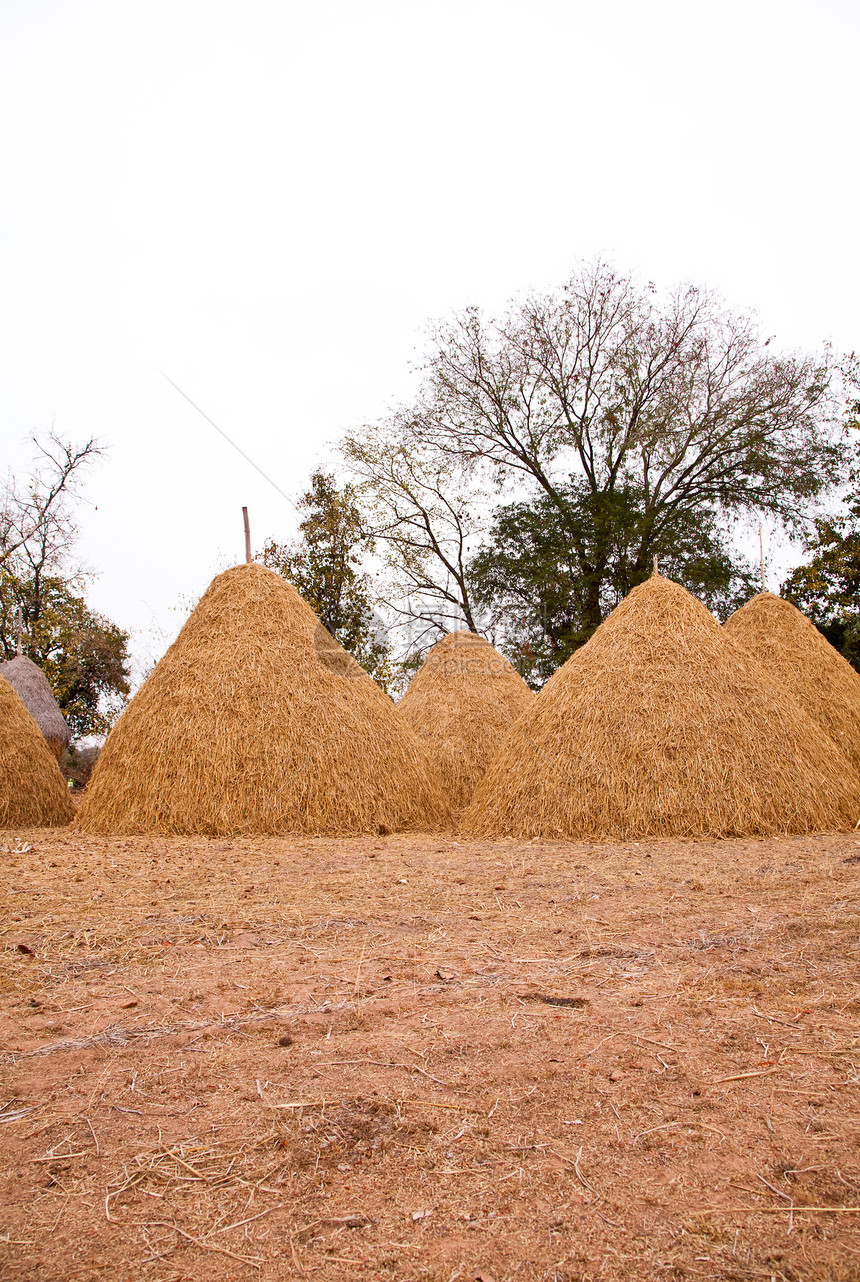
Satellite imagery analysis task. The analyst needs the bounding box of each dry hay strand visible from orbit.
[464,574,860,840]
[77,563,450,836]
[724,591,860,775]
[0,655,70,760]
[0,675,74,827]
[397,630,534,809]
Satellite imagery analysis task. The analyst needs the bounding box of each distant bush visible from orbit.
[60,743,100,789]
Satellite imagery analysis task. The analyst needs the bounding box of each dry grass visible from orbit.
[0,655,70,760]
[398,631,534,810]
[0,825,858,1280]
[0,676,73,827]
[465,575,860,840]
[77,563,449,836]
[725,592,860,777]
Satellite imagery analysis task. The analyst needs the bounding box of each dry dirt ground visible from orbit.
[1,828,859,1282]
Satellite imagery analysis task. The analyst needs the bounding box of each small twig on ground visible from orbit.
[633,1034,685,1053]
[791,1043,860,1057]
[572,1145,599,1198]
[710,1067,781,1084]
[315,1059,455,1086]
[756,1173,793,1204]
[694,1205,860,1215]
[752,1006,804,1028]
[159,1147,209,1180]
[85,1116,100,1156]
[147,1222,262,1267]
[207,1204,285,1236]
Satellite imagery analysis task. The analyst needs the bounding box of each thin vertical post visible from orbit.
[759,525,765,593]
[653,555,659,575]
[242,507,252,564]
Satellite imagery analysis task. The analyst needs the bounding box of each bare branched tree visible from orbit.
[1,432,101,579]
[341,262,843,650]
[1,431,102,661]
[342,427,486,646]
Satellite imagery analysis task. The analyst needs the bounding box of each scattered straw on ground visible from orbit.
[398,631,534,811]
[0,824,858,1280]
[466,575,860,840]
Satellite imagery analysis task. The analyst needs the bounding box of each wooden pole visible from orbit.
[242,507,252,564]
[653,555,659,575]
[15,605,22,656]
[759,525,765,593]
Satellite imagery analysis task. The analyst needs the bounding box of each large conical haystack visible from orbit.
[724,591,860,775]
[0,655,71,760]
[0,676,74,827]
[398,630,534,810]
[77,563,449,836]
[465,574,860,840]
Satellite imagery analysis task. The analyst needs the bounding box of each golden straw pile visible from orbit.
[0,675,74,827]
[465,575,860,840]
[725,591,860,774]
[398,630,534,810]
[78,563,449,836]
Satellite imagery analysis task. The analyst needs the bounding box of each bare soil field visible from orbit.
[1,828,859,1281]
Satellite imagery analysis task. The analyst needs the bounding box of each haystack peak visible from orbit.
[725,590,860,774]
[466,574,859,839]
[399,628,533,811]
[78,562,448,836]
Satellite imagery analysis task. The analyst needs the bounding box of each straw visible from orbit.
[464,574,860,839]
[0,655,70,760]
[398,631,533,810]
[77,563,449,835]
[0,674,74,827]
[725,591,860,776]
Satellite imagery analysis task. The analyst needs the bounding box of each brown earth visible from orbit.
[0,827,858,1281]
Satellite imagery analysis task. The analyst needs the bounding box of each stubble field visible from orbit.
[1,827,859,1281]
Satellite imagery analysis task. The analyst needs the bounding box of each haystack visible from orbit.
[0,655,70,760]
[724,591,860,775]
[464,574,860,840]
[0,675,74,827]
[398,630,534,810]
[77,562,449,836]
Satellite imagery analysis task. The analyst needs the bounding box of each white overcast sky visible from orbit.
[1,0,858,676]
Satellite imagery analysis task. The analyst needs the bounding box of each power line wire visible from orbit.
[160,371,295,509]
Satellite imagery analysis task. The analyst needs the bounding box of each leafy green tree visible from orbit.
[1,431,130,735]
[471,480,758,685]
[261,470,393,689]
[344,262,842,671]
[783,377,860,670]
[0,572,130,736]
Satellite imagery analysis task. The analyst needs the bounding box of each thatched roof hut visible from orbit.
[0,655,70,760]
[0,675,74,827]
[724,591,860,775]
[398,630,534,810]
[464,574,860,840]
[77,562,449,836]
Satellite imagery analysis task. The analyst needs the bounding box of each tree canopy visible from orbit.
[782,373,860,670]
[1,433,130,735]
[343,261,843,677]
[0,572,130,736]
[470,481,758,686]
[260,470,393,689]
